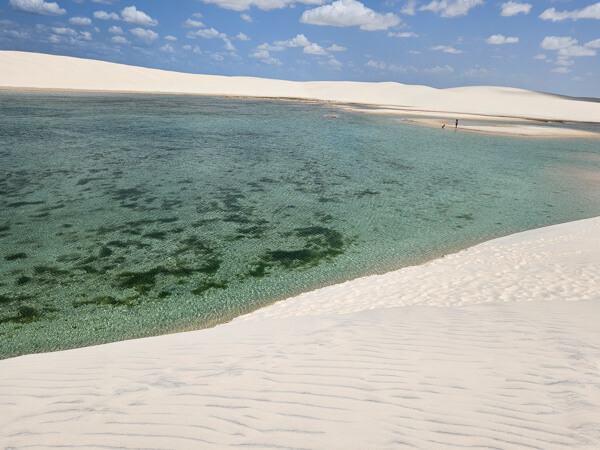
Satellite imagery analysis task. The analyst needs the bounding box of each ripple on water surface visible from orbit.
[1,92,599,358]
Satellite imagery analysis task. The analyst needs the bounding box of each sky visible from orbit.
[1,0,599,97]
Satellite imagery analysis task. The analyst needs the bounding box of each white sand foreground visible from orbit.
[1,217,599,449]
[2,51,600,137]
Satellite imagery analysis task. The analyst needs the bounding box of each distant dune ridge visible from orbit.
[2,50,600,125]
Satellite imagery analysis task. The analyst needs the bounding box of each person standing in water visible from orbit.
[455,119,458,128]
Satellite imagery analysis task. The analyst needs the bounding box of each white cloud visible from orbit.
[303,42,327,55]
[189,28,223,39]
[327,44,347,51]
[327,57,343,69]
[401,0,417,15]
[300,0,400,31]
[130,27,158,44]
[192,12,203,18]
[268,34,330,57]
[540,36,596,72]
[165,35,177,41]
[69,16,91,26]
[160,44,175,54]
[540,36,577,50]
[94,10,119,20]
[431,45,464,54]
[111,35,129,44]
[462,65,488,77]
[540,2,600,21]
[241,13,253,22]
[250,48,281,65]
[420,0,483,18]
[425,65,454,73]
[388,31,418,38]
[533,53,546,60]
[183,19,205,28]
[555,57,574,66]
[366,60,386,69]
[201,0,326,12]
[500,1,531,17]
[188,27,236,51]
[236,32,250,40]
[183,44,192,50]
[585,38,600,48]
[121,6,158,27]
[276,34,311,47]
[108,25,122,34]
[51,26,76,35]
[486,34,518,45]
[10,0,66,16]
[558,45,595,57]
[79,31,92,40]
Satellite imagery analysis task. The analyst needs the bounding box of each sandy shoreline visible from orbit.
[1,217,599,448]
[2,51,600,137]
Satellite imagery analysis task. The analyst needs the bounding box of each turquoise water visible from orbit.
[1,92,599,359]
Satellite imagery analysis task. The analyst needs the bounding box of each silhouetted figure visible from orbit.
[442,124,446,129]
[455,119,458,128]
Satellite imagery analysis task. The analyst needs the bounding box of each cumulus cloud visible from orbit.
[366,60,386,69]
[327,44,347,51]
[250,48,281,65]
[108,25,122,34]
[540,2,600,21]
[94,10,119,20]
[540,36,596,72]
[188,27,236,51]
[585,38,600,48]
[183,18,205,28]
[551,67,571,73]
[300,0,400,31]
[533,53,546,60]
[130,27,158,44]
[401,0,417,15]
[51,26,76,35]
[121,6,158,26]
[500,1,531,17]
[431,45,464,54]
[241,13,253,22]
[160,44,175,54]
[111,35,129,44]
[388,31,418,38]
[420,0,483,18]
[201,0,326,12]
[236,32,250,40]
[69,16,91,26]
[540,36,577,50]
[303,42,328,55]
[10,0,66,16]
[486,34,519,45]
[425,65,454,73]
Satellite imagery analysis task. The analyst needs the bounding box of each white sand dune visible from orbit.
[1,218,599,449]
[2,51,600,127]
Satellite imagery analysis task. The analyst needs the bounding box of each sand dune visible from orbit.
[2,51,600,126]
[1,218,599,448]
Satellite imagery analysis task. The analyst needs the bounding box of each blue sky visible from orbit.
[1,0,599,96]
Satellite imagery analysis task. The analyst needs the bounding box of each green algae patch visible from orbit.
[117,267,163,294]
[5,253,27,261]
[73,295,137,308]
[191,280,228,296]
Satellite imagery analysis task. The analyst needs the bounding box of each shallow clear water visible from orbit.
[1,92,599,359]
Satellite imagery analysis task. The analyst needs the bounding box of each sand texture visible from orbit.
[1,218,599,449]
[2,51,600,128]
